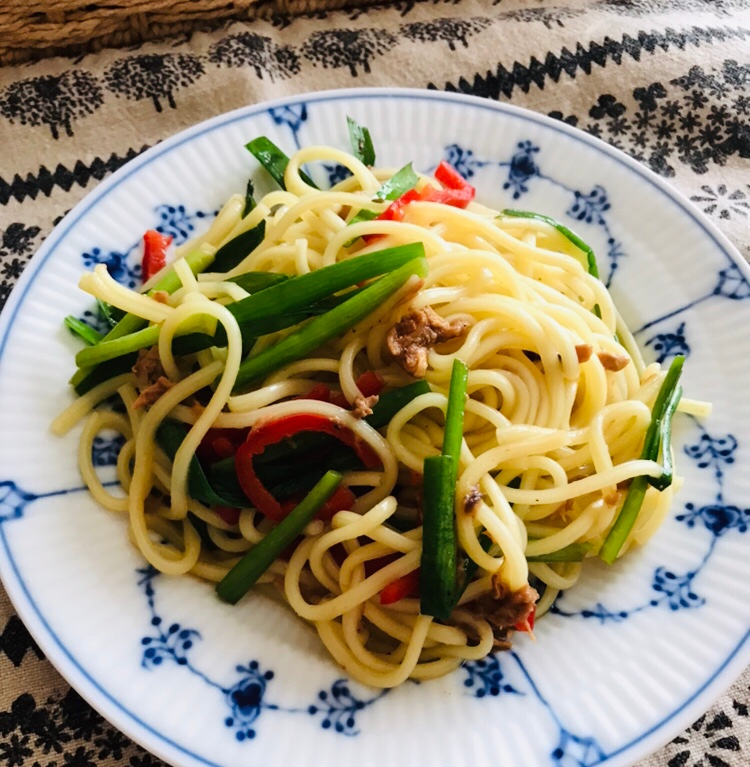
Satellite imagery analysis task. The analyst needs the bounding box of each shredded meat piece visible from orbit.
[133,376,174,409]
[132,348,173,408]
[575,343,593,363]
[597,350,630,371]
[386,306,469,378]
[463,580,538,649]
[132,347,165,390]
[352,394,378,419]
[151,290,170,304]
[463,486,483,516]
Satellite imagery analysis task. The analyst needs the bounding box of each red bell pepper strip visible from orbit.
[364,164,475,243]
[424,161,476,208]
[299,372,385,408]
[196,427,249,464]
[362,189,422,244]
[380,568,420,605]
[420,186,474,209]
[434,161,471,190]
[356,370,385,398]
[141,230,173,282]
[302,383,331,402]
[235,413,380,522]
[214,505,241,526]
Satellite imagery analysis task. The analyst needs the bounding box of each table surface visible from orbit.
[0,1,748,765]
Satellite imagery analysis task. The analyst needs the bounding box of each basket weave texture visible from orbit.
[0,0,370,66]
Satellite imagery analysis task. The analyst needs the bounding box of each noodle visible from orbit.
[56,137,701,688]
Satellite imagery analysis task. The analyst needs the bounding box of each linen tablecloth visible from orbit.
[0,1,748,765]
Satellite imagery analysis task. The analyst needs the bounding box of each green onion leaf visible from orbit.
[156,420,248,508]
[243,178,257,217]
[227,271,288,292]
[442,359,469,462]
[212,221,266,274]
[367,380,431,429]
[599,355,685,564]
[374,163,418,202]
[526,542,591,562]
[347,208,379,228]
[70,248,216,389]
[420,455,457,620]
[216,471,343,604]
[246,136,318,190]
[226,242,424,341]
[233,255,428,391]
[64,316,103,346]
[96,299,120,329]
[347,116,376,166]
[420,359,468,619]
[73,353,139,396]
[649,383,682,491]
[502,209,599,278]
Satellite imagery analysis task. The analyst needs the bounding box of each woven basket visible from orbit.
[0,0,374,66]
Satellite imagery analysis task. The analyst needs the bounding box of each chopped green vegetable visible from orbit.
[526,542,591,562]
[75,325,160,368]
[227,272,288,292]
[96,299,119,329]
[64,316,103,346]
[649,383,682,491]
[347,208,378,228]
[243,178,257,218]
[233,256,428,391]
[70,248,216,389]
[344,165,418,244]
[420,455,457,620]
[228,242,423,334]
[366,380,431,429]
[599,355,685,565]
[73,352,139,396]
[246,137,318,190]
[420,359,468,620]
[216,471,343,604]
[347,116,376,166]
[502,209,599,279]
[442,359,469,462]
[373,163,418,202]
[156,420,248,508]
[211,221,266,274]
[74,283,366,370]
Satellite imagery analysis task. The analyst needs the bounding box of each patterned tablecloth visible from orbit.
[0,1,748,765]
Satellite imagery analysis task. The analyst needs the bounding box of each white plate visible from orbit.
[1,88,748,767]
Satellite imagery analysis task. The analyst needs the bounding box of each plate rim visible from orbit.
[0,86,748,767]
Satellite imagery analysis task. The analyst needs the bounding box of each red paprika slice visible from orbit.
[380,568,420,605]
[424,161,476,208]
[214,505,241,526]
[356,370,385,398]
[420,187,475,209]
[196,427,249,464]
[434,161,472,191]
[142,230,173,282]
[363,189,422,243]
[235,413,380,523]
